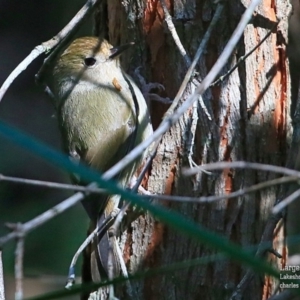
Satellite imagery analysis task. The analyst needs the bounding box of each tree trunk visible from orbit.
[92,1,291,299]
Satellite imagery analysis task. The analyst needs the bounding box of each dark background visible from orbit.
[0,1,95,298]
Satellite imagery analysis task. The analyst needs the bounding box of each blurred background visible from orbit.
[0,0,94,298]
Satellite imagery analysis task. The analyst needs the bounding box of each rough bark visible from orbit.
[92,1,291,299]
[286,0,300,258]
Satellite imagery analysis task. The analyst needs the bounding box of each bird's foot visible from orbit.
[110,207,120,219]
[128,176,151,195]
[138,185,151,195]
[134,67,172,104]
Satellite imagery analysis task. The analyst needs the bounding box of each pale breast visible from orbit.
[60,77,137,172]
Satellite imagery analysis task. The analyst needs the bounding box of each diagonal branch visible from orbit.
[0,0,102,103]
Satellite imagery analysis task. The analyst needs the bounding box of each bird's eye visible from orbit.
[84,57,96,67]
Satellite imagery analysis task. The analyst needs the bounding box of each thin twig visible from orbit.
[15,240,24,300]
[0,187,90,248]
[268,248,282,259]
[108,237,116,299]
[1,161,295,249]
[149,176,297,203]
[65,164,162,295]
[7,169,286,204]
[110,203,131,238]
[104,155,155,297]
[65,228,98,289]
[36,0,102,84]
[0,0,102,103]
[0,251,5,300]
[166,3,225,115]
[114,241,133,298]
[210,23,276,87]
[133,154,156,193]
[272,188,300,214]
[197,92,212,120]
[183,161,300,178]
[66,213,117,288]
[102,0,260,181]
[229,213,283,299]
[0,46,44,102]
[95,155,155,297]
[267,290,297,300]
[0,173,105,194]
[14,224,24,300]
[160,0,191,66]
[110,151,155,238]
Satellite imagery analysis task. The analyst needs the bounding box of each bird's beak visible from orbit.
[109,42,135,59]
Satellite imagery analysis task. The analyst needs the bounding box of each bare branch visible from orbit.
[65,228,97,289]
[160,0,191,66]
[2,160,295,249]
[0,0,102,103]
[14,231,24,300]
[273,188,300,214]
[0,251,5,300]
[114,240,133,298]
[36,0,102,85]
[107,238,116,299]
[268,248,282,259]
[229,211,283,299]
[149,176,297,203]
[267,290,297,300]
[66,213,116,288]
[9,166,290,207]
[110,203,131,239]
[0,46,45,102]
[210,23,276,87]
[183,161,300,178]
[78,157,154,298]
[110,154,154,244]
[0,173,106,194]
[0,188,88,248]
[167,3,224,115]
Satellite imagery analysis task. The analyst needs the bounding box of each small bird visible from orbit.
[49,37,153,283]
